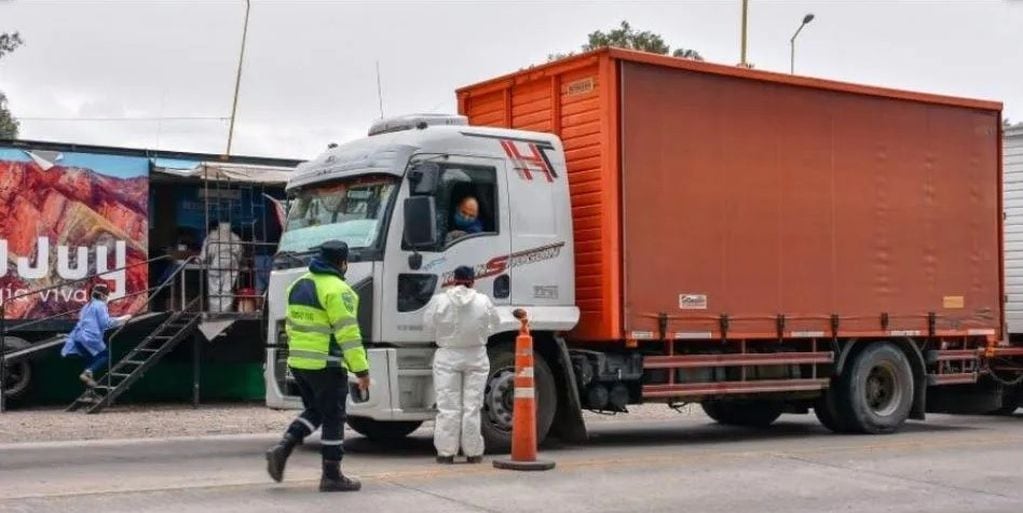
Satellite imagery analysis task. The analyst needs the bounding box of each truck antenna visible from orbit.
[376,61,385,119]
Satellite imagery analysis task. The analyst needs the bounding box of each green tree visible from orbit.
[0,32,24,139]
[549,21,702,62]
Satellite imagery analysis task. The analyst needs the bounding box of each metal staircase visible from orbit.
[67,307,202,414]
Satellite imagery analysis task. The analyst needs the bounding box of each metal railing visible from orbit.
[1,236,284,412]
[197,239,276,314]
[0,254,187,412]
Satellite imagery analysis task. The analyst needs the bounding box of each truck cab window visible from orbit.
[279,175,398,256]
[435,164,498,248]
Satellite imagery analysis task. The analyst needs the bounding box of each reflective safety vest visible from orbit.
[285,270,369,374]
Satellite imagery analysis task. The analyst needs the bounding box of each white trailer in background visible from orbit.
[1000,123,1023,413]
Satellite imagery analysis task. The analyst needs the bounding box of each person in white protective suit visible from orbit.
[423,265,499,464]
[201,221,243,313]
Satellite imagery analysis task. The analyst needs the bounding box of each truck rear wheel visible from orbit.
[701,400,783,428]
[481,345,557,454]
[837,343,914,434]
[2,337,33,401]
[346,417,423,441]
[814,390,853,433]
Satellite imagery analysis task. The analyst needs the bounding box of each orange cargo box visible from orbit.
[457,48,1003,343]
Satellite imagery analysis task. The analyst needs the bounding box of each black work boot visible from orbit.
[320,460,361,492]
[265,433,299,483]
[436,455,455,465]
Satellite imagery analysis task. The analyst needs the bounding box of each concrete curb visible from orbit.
[0,431,282,451]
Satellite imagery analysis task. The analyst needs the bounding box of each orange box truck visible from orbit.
[265,48,1022,450]
[454,48,1022,439]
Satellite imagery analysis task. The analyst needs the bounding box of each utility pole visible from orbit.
[376,61,384,119]
[225,0,251,157]
[739,0,749,67]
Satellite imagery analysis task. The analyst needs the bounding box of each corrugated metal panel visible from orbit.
[1004,127,1023,334]
[458,56,622,340]
[619,60,1000,337]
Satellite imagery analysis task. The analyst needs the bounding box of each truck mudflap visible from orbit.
[548,335,587,443]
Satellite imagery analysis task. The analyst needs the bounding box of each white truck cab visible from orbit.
[265,114,580,447]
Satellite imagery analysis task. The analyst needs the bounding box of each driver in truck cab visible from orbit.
[445,196,483,244]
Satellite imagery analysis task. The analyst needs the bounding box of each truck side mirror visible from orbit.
[408,161,440,195]
[403,196,437,249]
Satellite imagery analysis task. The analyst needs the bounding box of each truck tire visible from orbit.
[481,345,557,454]
[701,400,783,428]
[346,417,422,441]
[836,343,914,434]
[813,390,853,433]
[2,337,33,401]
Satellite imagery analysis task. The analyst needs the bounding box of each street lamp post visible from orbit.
[789,13,815,75]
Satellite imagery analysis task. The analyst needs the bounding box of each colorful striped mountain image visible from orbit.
[0,147,149,319]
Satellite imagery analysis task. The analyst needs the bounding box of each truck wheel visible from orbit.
[346,417,422,441]
[837,343,914,434]
[701,400,783,428]
[481,345,557,454]
[2,337,33,400]
[813,390,853,433]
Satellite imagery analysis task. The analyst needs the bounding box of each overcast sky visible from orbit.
[1,0,1020,160]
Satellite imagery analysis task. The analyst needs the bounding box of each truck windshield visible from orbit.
[278,175,398,255]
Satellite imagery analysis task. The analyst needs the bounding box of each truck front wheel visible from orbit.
[481,345,557,454]
[346,417,423,441]
[837,343,914,434]
[701,400,783,428]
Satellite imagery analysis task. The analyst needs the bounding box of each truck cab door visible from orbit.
[499,138,573,307]
[381,155,511,343]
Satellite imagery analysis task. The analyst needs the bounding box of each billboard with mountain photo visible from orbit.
[0,147,149,320]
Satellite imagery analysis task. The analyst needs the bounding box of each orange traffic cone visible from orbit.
[493,309,556,471]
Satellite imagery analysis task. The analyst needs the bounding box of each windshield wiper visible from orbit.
[273,250,314,269]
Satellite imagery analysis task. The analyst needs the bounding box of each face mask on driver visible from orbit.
[453,212,475,229]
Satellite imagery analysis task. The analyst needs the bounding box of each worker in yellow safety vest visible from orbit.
[266,240,370,493]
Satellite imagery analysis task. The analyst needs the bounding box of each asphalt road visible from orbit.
[2,411,1022,512]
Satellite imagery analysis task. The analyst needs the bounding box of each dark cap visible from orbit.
[453,265,475,284]
[319,240,349,263]
[92,283,110,297]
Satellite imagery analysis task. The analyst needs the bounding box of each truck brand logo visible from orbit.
[566,78,595,96]
[441,242,566,286]
[679,294,708,310]
[499,139,558,183]
[422,256,448,272]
